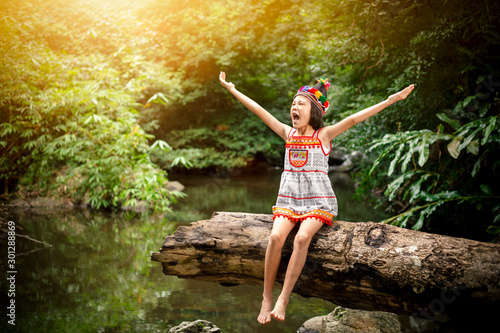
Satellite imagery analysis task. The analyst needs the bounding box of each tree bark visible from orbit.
[151,212,500,323]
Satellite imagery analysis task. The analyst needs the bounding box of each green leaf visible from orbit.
[457,128,482,153]
[400,139,416,173]
[171,156,193,168]
[147,93,169,106]
[417,133,430,166]
[412,211,426,231]
[417,190,460,202]
[385,174,406,201]
[0,124,15,137]
[23,141,37,150]
[486,225,500,235]
[455,46,473,58]
[150,139,171,151]
[408,173,431,203]
[412,204,437,230]
[471,153,484,177]
[31,58,41,68]
[453,94,480,113]
[369,142,398,176]
[388,143,405,176]
[447,136,462,159]
[467,139,480,155]
[480,184,493,195]
[436,113,460,130]
[482,116,497,145]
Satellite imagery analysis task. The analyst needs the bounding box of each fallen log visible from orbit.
[151,212,500,323]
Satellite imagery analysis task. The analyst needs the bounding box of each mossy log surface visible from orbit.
[151,212,500,322]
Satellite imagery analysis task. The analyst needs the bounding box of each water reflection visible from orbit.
[1,171,413,332]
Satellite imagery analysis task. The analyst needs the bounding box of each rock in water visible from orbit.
[299,306,401,333]
[168,319,221,333]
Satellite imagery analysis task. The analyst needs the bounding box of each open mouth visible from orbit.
[292,112,300,122]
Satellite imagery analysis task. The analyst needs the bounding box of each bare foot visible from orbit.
[270,297,288,321]
[257,297,273,324]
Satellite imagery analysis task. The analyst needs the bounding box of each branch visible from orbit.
[357,28,385,92]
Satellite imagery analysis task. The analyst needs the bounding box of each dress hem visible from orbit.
[272,207,334,226]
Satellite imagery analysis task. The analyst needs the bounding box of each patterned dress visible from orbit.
[272,128,338,225]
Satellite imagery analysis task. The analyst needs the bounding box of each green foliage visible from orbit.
[1,0,499,238]
[365,110,500,236]
[153,116,283,170]
[0,0,184,211]
[140,0,316,168]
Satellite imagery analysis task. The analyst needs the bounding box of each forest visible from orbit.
[1,0,499,241]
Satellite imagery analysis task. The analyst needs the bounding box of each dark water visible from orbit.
[1,170,444,332]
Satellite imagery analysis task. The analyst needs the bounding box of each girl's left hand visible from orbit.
[387,84,415,104]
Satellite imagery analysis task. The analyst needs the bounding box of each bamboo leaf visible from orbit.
[171,156,193,168]
[0,124,15,137]
[147,92,169,106]
[150,139,171,151]
[23,141,37,150]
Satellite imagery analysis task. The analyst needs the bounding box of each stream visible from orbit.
[1,169,447,332]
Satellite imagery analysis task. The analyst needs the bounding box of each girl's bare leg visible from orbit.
[257,217,296,324]
[270,218,324,321]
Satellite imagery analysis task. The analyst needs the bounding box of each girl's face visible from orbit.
[291,95,312,129]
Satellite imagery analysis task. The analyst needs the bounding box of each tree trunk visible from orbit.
[151,212,500,323]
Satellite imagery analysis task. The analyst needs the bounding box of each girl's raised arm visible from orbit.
[219,72,291,141]
[322,84,415,142]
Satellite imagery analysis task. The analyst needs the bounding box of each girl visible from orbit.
[219,72,414,324]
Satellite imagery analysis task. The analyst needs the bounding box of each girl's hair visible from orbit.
[309,103,324,130]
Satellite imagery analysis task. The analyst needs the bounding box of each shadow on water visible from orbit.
[0,170,448,332]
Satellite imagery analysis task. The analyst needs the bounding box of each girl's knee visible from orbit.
[294,232,312,248]
[268,232,287,248]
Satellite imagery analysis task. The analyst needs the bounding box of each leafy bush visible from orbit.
[364,109,499,238]
[0,0,184,212]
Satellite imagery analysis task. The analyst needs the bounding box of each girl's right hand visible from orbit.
[219,71,235,90]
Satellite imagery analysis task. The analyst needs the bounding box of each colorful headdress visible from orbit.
[294,78,331,116]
